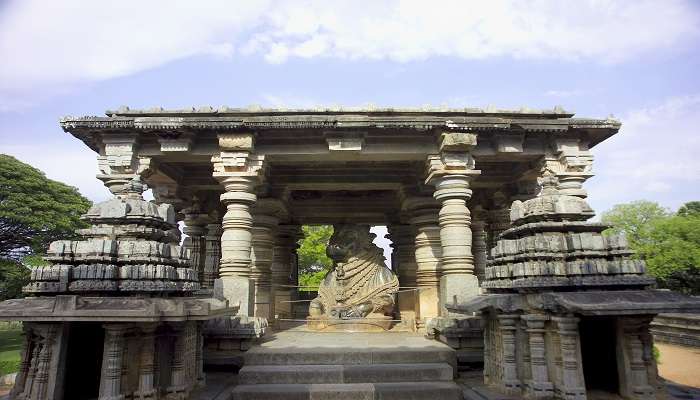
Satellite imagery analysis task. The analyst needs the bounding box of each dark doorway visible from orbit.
[63,323,104,400]
[579,317,619,393]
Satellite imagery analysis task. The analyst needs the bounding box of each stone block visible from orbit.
[440,273,479,312]
[221,276,255,316]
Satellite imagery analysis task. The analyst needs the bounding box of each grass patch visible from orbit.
[0,324,22,376]
[653,345,661,364]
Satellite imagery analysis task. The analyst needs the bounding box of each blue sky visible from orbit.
[1,0,699,220]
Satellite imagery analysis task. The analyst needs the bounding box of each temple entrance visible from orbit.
[63,323,104,400]
[579,316,620,394]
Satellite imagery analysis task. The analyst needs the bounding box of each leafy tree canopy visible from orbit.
[677,201,700,217]
[600,200,670,247]
[602,200,699,295]
[296,225,333,291]
[0,154,91,259]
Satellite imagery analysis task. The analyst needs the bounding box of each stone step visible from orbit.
[231,381,463,400]
[238,362,454,384]
[244,348,457,367]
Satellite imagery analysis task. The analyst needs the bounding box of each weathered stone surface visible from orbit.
[308,225,399,330]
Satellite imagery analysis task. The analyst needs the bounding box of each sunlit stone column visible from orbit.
[387,224,418,323]
[426,132,481,313]
[430,173,480,312]
[99,324,129,400]
[272,225,301,320]
[215,175,257,316]
[405,197,442,327]
[619,317,656,400]
[212,132,265,316]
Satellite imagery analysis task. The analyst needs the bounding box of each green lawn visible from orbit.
[0,323,22,376]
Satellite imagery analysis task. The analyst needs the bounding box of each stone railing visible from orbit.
[651,313,700,348]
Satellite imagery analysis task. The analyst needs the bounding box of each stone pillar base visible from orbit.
[220,276,254,317]
[526,381,554,398]
[440,273,480,314]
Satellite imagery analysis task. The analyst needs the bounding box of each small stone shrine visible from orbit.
[449,169,700,400]
[0,178,234,400]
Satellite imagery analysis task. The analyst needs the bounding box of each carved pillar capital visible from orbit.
[544,138,594,199]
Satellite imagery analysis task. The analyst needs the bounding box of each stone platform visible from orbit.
[229,331,462,399]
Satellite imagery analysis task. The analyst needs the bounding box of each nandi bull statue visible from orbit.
[307,224,399,331]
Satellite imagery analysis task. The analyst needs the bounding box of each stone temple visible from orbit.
[0,106,698,400]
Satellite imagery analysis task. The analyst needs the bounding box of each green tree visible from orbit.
[677,201,700,217]
[0,154,91,299]
[0,154,91,259]
[600,200,670,247]
[636,214,700,295]
[296,225,333,291]
[602,200,700,295]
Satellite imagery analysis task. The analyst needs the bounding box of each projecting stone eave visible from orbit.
[59,106,621,153]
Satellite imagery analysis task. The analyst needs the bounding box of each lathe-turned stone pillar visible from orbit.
[387,224,418,323]
[487,191,511,250]
[212,132,265,316]
[182,209,210,285]
[405,197,442,327]
[250,199,285,320]
[203,221,222,289]
[471,205,488,284]
[426,132,481,314]
[272,225,301,320]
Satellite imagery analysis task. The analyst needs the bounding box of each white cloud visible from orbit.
[587,94,700,213]
[1,0,698,110]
